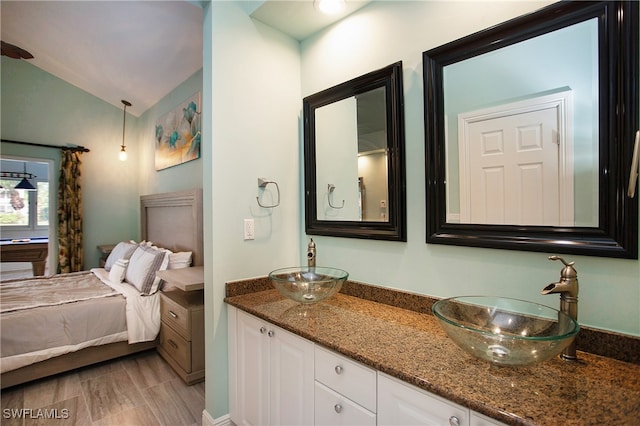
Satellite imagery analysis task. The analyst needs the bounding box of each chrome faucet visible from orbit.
[307,238,316,267]
[541,255,579,361]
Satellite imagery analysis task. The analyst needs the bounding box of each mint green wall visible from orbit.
[1,57,203,268]
[136,70,203,196]
[203,1,301,419]
[1,57,138,268]
[300,0,639,338]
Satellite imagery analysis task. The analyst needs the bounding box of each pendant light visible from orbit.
[119,99,132,161]
[14,162,36,191]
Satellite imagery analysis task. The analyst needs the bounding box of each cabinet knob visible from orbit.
[449,416,460,426]
[334,365,343,375]
[267,330,275,337]
[260,327,267,334]
[168,310,178,319]
[334,404,343,414]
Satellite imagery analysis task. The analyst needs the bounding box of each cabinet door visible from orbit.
[268,322,315,426]
[315,381,376,426]
[233,309,314,426]
[235,310,270,426]
[378,373,468,426]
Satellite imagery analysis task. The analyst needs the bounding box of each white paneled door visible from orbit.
[458,91,574,226]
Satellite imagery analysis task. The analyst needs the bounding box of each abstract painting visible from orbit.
[155,92,201,170]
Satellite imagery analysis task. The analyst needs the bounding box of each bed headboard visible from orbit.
[140,188,203,266]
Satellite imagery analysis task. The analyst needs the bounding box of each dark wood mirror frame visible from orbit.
[424,1,638,258]
[304,62,407,241]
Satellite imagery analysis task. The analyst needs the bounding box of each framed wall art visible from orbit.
[155,92,201,170]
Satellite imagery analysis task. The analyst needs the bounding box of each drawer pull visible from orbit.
[334,365,343,375]
[334,404,343,414]
[267,330,275,337]
[449,416,460,426]
[168,339,178,349]
[260,326,267,334]
[168,310,178,319]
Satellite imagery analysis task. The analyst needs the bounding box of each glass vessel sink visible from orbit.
[269,266,348,304]
[432,296,579,366]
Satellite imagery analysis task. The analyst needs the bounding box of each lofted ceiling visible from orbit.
[1,1,204,117]
[1,0,370,118]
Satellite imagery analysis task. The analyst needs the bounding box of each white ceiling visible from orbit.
[1,0,369,117]
[1,1,203,117]
[250,0,372,41]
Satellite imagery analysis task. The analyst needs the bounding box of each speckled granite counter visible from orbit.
[225,279,640,426]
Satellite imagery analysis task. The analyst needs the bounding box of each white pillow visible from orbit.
[125,245,170,294]
[104,241,138,271]
[108,258,129,283]
[168,251,193,269]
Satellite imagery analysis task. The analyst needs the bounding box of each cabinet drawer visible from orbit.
[160,293,190,339]
[159,323,191,372]
[378,373,468,426]
[315,346,376,412]
[315,381,376,426]
[471,411,509,426]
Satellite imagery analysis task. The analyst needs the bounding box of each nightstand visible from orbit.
[97,244,116,267]
[155,266,205,385]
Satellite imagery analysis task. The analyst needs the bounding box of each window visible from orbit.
[0,185,30,226]
[37,181,49,226]
[0,159,50,231]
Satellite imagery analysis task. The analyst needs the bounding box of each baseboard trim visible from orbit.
[202,410,232,426]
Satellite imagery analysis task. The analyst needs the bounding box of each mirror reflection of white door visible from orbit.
[458,91,574,226]
[315,97,360,221]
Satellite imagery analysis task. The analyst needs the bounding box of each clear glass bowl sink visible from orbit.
[269,266,348,304]
[432,296,579,366]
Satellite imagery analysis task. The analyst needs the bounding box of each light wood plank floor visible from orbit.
[1,350,205,426]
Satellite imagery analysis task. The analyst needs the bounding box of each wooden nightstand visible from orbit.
[156,267,204,385]
[97,244,116,267]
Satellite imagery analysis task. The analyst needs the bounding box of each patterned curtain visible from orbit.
[57,150,84,273]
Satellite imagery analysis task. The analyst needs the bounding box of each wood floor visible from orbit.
[1,350,205,426]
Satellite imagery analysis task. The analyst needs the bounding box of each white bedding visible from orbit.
[91,268,160,343]
[0,269,160,374]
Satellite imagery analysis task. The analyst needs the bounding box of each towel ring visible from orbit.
[328,184,344,209]
[257,178,280,208]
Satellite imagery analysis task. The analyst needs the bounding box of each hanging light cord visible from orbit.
[121,100,131,151]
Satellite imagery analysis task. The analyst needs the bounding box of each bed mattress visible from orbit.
[0,272,128,373]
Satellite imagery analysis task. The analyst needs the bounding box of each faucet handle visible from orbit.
[549,255,577,278]
[549,255,574,267]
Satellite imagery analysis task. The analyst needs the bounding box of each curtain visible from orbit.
[57,150,84,273]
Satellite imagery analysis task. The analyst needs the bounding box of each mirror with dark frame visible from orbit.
[424,1,638,258]
[304,62,406,241]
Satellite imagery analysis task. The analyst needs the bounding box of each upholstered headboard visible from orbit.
[140,188,204,266]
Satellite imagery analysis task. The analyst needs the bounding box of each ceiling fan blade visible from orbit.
[1,41,34,59]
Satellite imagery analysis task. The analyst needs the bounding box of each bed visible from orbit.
[0,188,203,389]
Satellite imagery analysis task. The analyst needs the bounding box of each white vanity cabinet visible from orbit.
[378,372,468,426]
[314,346,376,425]
[228,307,314,426]
[228,307,508,426]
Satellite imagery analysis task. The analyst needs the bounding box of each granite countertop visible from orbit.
[225,282,640,426]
